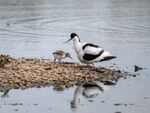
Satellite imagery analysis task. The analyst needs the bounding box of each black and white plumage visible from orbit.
[66,33,116,66]
[71,81,115,108]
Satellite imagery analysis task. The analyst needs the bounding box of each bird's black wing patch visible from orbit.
[83,50,104,61]
[82,82,104,91]
[82,43,99,50]
[100,56,116,62]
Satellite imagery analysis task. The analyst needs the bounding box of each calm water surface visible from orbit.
[0,0,150,113]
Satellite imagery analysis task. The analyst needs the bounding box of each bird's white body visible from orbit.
[72,37,84,63]
[72,36,115,64]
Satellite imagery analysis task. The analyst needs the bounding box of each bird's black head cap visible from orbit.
[65,33,80,43]
[70,33,78,39]
[70,33,80,42]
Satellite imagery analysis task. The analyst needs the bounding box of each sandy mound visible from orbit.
[0,55,123,91]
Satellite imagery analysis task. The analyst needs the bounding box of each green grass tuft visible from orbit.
[0,55,11,68]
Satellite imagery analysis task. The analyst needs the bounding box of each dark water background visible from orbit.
[0,0,150,113]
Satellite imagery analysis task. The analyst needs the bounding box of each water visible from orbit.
[0,0,150,113]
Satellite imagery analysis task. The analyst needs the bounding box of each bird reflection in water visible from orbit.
[71,81,116,108]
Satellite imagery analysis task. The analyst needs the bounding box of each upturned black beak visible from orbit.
[64,38,72,43]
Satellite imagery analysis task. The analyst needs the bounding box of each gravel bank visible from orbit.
[0,55,122,91]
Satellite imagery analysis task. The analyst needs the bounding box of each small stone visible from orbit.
[115,111,122,113]
[88,100,93,102]
[14,109,19,111]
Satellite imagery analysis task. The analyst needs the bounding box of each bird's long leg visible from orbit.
[92,63,95,68]
[86,64,91,67]
[59,59,61,63]
[54,58,56,63]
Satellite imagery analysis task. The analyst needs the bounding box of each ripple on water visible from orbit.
[0,0,150,37]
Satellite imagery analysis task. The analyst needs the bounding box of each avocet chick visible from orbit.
[52,50,72,63]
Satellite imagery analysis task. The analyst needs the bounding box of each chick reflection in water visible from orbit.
[71,81,116,108]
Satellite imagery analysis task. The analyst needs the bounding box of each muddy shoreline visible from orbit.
[0,55,124,91]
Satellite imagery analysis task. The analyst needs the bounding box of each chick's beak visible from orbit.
[68,55,73,59]
[67,53,73,59]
